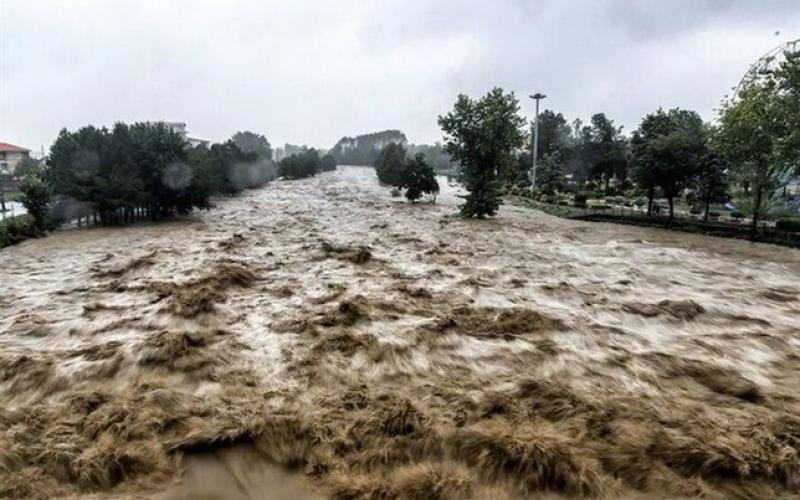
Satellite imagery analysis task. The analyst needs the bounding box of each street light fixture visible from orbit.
[529,93,546,191]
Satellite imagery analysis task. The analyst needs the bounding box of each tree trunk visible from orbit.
[750,186,762,239]
[646,187,655,216]
[704,199,710,222]
[667,197,674,220]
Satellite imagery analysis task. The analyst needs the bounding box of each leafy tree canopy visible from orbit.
[399,153,440,202]
[279,149,322,179]
[439,87,525,217]
[232,131,273,161]
[375,143,407,186]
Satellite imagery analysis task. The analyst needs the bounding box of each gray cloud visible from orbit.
[1,0,798,153]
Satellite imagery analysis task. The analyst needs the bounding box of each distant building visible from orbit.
[162,122,210,148]
[0,142,31,175]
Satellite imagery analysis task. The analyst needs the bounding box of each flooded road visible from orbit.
[1,166,800,498]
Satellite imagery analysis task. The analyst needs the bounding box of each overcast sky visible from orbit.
[2,0,799,153]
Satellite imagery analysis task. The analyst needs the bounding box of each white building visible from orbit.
[163,122,209,148]
[0,142,31,175]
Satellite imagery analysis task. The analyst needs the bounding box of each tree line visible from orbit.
[431,50,800,233]
[278,149,337,179]
[17,124,279,230]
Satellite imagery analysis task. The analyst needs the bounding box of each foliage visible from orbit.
[405,143,458,172]
[399,153,440,202]
[0,214,40,248]
[574,192,588,208]
[320,153,338,172]
[46,123,270,226]
[205,140,265,194]
[692,152,729,221]
[534,153,565,195]
[19,173,52,229]
[536,110,574,159]
[279,149,322,179]
[776,218,800,232]
[231,131,273,160]
[330,130,407,166]
[375,143,407,186]
[14,157,43,179]
[49,123,188,223]
[631,108,706,218]
[499,110,574,187]
[717,53,798,234]
[583,113,628,190]
[439,87,525,217]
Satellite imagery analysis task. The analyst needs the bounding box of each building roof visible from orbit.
[0,142,30,153]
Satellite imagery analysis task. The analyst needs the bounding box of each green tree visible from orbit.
[439,87,525,217]
[537,110,573,159]
[19,173,52,229]
[586,113,628,192]
[320,153,337,172]
[693,152,729,221]
[279,149,321,179]
[375,143,406,186]
[14,157,43,179]
[565,120,594,187]
[716,49,800,235]
[535,153,566,195]
[399,153,440,202]
[232,131,273,160]
[631,108,705,218]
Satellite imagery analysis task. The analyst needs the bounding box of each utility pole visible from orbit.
[529,93,546,191]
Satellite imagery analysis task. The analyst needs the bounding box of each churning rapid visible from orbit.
[1,166,800,499]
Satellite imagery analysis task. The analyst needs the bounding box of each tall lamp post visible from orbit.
[529,93,546,191]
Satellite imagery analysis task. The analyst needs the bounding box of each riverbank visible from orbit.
[508,195,800,249]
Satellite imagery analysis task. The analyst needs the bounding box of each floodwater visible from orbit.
[1,166,800,499]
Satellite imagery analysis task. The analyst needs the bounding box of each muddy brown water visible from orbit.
[1,166,800,499]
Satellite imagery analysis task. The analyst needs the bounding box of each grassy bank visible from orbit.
[508,196,800,249]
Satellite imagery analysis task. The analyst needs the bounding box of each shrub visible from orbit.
[0,215,40,248]
[399,154,440,202]
[18,173,52,229]
[573,192,588,208]
[776,218,800,232]
[731,211,745,219]
[634,197,646,207]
